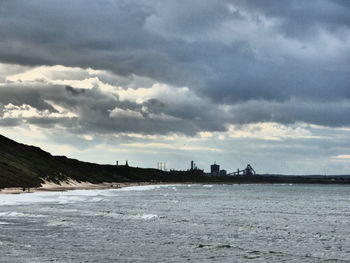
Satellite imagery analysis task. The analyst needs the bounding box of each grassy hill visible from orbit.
[0,134,205,188]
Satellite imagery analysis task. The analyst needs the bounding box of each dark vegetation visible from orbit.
[1,134,349,188]
[0,134,206,188]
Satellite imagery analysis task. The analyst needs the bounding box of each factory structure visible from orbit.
[190,160,256,176]
[151,159,256,176]
[210,162,227,176]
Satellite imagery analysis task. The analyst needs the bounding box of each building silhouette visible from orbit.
[219,170,227,176]
[210,163,220,176]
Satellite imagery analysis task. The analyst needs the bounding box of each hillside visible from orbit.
[0,134,204,188]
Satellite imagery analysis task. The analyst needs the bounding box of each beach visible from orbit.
[0,180,152,195]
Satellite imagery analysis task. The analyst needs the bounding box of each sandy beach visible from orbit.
[0,180,153,195]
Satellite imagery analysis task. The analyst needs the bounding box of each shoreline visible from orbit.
[1,179,349,195]
[0,180,158,195]
[2,173,350,195]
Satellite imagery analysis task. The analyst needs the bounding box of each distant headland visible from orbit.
[1,134,350,190]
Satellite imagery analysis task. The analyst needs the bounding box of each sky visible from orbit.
[0,0,350,174]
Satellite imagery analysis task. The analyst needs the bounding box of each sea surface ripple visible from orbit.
[0,184,349,262]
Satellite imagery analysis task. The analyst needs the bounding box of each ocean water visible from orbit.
[0,184,349,262]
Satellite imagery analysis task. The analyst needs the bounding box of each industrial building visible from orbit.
[210,163,256,176]
[190,160,256,177]
[210,163,220,176]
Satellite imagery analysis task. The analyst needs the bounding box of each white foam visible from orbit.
[0,191,97,206]
[0,192,58,206]
[137,214,158,220]
[105,212,158,220]
[47,220,73,227]
[0,184,178,206]
[0,211,46,218]
[114,184,165,192]
[61,189,111,196]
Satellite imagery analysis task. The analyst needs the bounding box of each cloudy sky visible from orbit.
[0,0,350,174]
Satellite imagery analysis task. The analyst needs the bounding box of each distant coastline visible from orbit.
[1,134,350,190]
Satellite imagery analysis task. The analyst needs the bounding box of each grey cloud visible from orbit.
[1,75,350,137]
[47,69,92,82]
[65,86,86,96]
[0,118,22,127]
[228,100,350,127]
[0,0,349,131]
[237,0,350,39]
[144,0,232,37]
[26,117,78,128]
[0,82,226,135]
[0,85,57,111]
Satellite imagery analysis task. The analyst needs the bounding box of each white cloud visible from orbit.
[228,122,316,141]
[3,103,77,119]
[333,155,350,159]
[109,108,143,119]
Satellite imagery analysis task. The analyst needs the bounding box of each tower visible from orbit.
[210,162,220,176]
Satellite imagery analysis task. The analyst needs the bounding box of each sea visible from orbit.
[0,184,349,262]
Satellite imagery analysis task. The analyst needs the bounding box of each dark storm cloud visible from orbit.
[237,0,350,38]
[0,84,57,111]
[65,86,86,96]
[0,0,349,130]
[1,79,350,141]
[0,83,228,135]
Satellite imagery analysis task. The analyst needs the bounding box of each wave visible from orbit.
[113,184,178,192]
[0,211,46,218]
[0,184,180,206]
